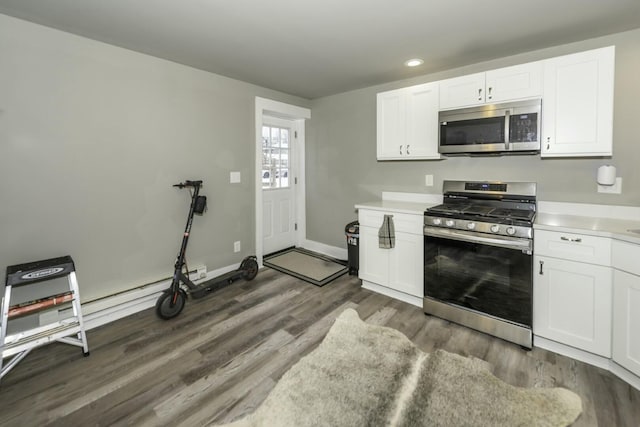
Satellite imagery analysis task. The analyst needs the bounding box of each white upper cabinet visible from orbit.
[541,46,615,157]
[377,82,441,160]
[439,61,543,110]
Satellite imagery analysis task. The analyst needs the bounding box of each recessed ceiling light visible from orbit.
[404,58,424,67]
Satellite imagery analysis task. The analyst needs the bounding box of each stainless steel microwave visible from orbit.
[438,99,541,155]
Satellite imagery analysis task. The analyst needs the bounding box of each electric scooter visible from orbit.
[155,180,259,320]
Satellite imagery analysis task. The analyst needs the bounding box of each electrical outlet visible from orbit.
[230,171,241,183]
[425,174,434,186]
[197,266,207,279]
[234,241,241,253]
[597,177,622,194]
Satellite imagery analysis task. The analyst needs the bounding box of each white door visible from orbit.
[262,117,296,255]
[389,232,424,297]
[541,46,615,157]
[533,255,612,357]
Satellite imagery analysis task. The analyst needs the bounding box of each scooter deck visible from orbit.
[188,270,246,299]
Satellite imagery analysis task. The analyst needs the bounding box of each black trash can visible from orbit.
[345,221,359,275]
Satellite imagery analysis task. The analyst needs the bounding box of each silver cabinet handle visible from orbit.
[399,145,403,155]
[406,144,410,155]
[488,86,492,100]
[539,260,544,275]
[560,236,582,242]
[478,88,482,100]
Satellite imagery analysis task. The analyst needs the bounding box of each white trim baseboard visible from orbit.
[81,262,240,331]
[301,239,348,261]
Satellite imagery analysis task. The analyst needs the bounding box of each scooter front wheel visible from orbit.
[155,289,187,320]
[241,256,259,281]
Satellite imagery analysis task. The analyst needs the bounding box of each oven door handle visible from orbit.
[424,227,532,252]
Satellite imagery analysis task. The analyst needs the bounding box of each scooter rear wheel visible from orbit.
[155,289,187,320]
[240,256,259,281]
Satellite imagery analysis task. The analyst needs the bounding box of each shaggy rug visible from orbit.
[218,309,582,427]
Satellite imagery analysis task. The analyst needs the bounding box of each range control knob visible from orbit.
[466,222,476,230]
[490,224,500,233]
[445,220,455,227]
[432,218,442,226]
[506,226,517,236]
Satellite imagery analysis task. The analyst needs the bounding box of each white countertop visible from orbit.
[355,192,442,215]
[356,193,640,245]
[535,212,640,245]
[354,200,438,215]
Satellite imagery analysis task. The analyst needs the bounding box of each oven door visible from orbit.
[423,227,533,327]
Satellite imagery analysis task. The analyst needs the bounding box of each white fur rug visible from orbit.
[216,308,582,426]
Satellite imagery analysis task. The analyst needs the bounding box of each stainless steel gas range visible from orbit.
[423,180,536,348]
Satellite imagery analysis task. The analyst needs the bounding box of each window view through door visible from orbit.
[262,125,290,189]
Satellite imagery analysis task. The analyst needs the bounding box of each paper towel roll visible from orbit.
[597,165,617,186]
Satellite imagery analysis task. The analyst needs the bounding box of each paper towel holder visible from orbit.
[597,165,617,186]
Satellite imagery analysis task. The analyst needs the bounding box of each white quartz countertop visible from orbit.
[354,200,438,215]
[356,193,640,245]
[535,212,640,245]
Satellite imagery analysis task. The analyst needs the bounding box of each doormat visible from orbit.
[263,248,348,287]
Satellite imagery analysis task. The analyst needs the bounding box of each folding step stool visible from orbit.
[1,255,89,382]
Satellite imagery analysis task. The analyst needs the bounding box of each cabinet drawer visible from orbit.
[613,240,640,276]
[534,229,611,266]
[358,210,423,235]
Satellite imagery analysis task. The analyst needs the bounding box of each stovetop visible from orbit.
[424,180,537,239]
[427,203,536,224]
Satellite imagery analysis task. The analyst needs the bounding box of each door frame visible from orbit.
[254,97,310,268]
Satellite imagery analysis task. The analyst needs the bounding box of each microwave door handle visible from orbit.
[504,110,511,150]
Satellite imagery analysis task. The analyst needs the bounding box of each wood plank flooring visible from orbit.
[1,268,638,426]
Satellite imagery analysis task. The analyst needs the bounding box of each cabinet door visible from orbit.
[388,232,424,297]
[485,61,543,103]
[533,256,612,357]
[377,89,406,159]
[541,46,615,157]
[405,82,441,159]
[439,73,485,110]
[612,269,640,376]
[358,225,389,285]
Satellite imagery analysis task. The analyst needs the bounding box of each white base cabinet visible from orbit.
[612,240,640,377]
[533,229,613,357]
[358,209,423,302]
[534,255,612,357]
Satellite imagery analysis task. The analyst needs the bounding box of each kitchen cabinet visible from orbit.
[439,61,543,110]
[358,208,423,304]
[541,46,615,157]
[533,229,612,357]
[376,82,441,160]
[612,240,640,377]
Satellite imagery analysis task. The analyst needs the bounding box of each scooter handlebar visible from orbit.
[173,180,203,188]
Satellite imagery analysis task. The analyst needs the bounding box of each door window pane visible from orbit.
[262,125,291,189]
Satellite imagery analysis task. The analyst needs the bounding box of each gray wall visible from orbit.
[306,29,640,249]
[0,14,308,301]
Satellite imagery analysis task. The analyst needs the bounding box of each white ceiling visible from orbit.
[1,0,640,99]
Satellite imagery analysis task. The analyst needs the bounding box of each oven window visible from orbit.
[424,235,532,327]
[440,117,505,146]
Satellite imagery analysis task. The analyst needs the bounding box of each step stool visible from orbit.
[1,255,90,382]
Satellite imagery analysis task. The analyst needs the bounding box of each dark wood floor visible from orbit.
[1,268,638,426]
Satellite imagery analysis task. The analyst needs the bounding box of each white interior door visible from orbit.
[262,116,296,255]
